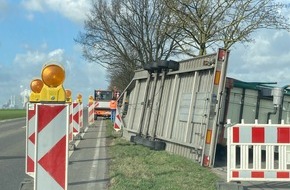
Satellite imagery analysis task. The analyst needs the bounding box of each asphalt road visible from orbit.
[0,118,27,190]
[68,119,110,189]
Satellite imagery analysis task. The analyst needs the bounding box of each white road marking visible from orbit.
[88,120,104,189]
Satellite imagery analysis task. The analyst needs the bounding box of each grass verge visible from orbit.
[0,109,26,120]
[106,121,221,190]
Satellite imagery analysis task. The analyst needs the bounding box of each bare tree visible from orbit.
[165,0,290,55]
[107,59,136,91]
[76,0,184,69]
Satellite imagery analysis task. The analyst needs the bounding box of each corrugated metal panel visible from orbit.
[120,51,229,166]
[282,96,290,124]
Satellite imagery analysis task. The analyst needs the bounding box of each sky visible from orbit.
[0,0,290,107]
[0,0,108,107]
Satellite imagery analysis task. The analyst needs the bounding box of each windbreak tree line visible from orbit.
[76,0,290,91]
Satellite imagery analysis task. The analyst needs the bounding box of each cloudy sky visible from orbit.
[0,0,290,107]
[0,0,107,107]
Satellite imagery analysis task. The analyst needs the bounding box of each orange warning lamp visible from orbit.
[39,63,66,103]
[65,89,72,104]
[29,78,44,102]
[76,93,82,103]
[88,95,94,103]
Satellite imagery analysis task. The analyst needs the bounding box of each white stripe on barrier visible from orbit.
[72,103,80,135]
[88,101,95,125]
[68,104,73,143]
[79,103,83,129]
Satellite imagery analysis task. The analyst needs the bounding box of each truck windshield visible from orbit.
[94,90,113,101]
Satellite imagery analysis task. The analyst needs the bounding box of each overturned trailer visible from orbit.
[118,49,290,167]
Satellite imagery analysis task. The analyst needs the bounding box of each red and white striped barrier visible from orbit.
[79,103,83,130]
[68,104,73,144]
[26,103,36,177]
[34,104,69,190]
[114,108,123,131]
[227,119,290,182]
[72,102,80,135]
[88,101,95,125]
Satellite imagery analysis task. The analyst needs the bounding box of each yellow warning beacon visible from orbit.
[76,93,82,103]
[29,78,44,102]
[39,63,66,103]
[65,89,72,104]
[88,95,94,103]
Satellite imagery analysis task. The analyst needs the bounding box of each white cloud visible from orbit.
[21,0,44,12]
[228,30,290,87]
[47,48,65,61]
[21,0,92,23]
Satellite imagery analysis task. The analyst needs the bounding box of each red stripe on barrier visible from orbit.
[277,172,290,178]
[38,105,66,132]
[73,113,79,123]
[232,171,239,178]
[233,127,239,143]
[38,135,66,188]
[27,156,34,172]
[251,171,264,178]
[114,123,120,130]
[28,108,36,121]
[28,133,35,144]
[278,128,290,143]
[252,127,264,143]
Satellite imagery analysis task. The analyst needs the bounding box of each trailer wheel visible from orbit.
[134,135,143,145]
[154,141,166,151]
[143,139,155,149]
[130,135,135,142]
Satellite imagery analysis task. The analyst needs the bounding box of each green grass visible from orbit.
[106,121,221,190]
[0,109,26,120]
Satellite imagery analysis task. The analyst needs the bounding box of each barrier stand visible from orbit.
[114,107,123,132]
[66,89,74,151]
[227,119,290,183]
[25,79,44,178]
[88,95,95,126]
[34,63,69,190]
